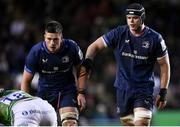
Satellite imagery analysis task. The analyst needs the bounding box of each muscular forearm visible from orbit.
[86,37,106,59]
[156,54,170,109]
[21,71,34,93]
[160,63,170,89]
[78,66,87,88]
[21,82,31,93]
[159,54,170,89]
[86,44,98,59]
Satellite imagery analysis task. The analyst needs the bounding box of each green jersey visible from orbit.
[0,90,34,125]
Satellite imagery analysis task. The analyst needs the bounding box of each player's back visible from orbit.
[0,90,34,125]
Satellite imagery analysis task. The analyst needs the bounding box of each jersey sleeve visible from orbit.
[102,26,122,49]
[24,47,39,74]
[155,35,168,60]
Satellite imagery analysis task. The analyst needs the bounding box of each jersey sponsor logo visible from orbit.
[22,110,41,116]
[122,52,148,60]
[142,41,150,49]
[42,70,56,74]
[62,56,69,63]
[29,109,41,114]
[42,68,70,73]
[42,58,48,63]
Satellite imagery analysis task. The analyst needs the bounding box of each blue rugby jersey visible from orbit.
[102,25,167,91]
[24,39,83,97]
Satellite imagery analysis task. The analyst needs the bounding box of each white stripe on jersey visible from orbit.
[160,39,166,51]
[157,53,168,60]
[101,36,108,47]
[78,47,83,60]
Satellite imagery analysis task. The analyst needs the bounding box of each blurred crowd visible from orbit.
[0,0,180,125]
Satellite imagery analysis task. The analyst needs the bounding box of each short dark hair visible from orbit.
[45,20,63,33]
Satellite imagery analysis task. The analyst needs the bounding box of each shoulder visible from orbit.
[29,41,45,54]
[29,41,43,51]
[64,39,78,45]
[63,39,80,49]
[146,27,163,39]
[32,41,44,50]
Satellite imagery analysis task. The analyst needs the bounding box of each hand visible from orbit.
[77,93,86,112]
[155,88,167,110]
[155,95,167,109]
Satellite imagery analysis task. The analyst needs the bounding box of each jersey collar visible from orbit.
[129,26,149,38]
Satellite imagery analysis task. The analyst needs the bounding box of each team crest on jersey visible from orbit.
[142,41,150,49]
[62,56,69,63]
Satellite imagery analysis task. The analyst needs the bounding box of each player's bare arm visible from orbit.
[156,53,170,109]
[21,70,34,93]
[86,37,106,59]
[77,65,88,91]
[76,37,107,111]
[82,37,107,78]
[157,53,170,89]
[76,65,87,111]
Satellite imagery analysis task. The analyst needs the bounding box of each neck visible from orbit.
[130,24,145,37]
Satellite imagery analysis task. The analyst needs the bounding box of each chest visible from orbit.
[118,36,153,57]
[39,52,73,73]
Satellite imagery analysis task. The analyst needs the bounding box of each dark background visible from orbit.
[0,0,180,125]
